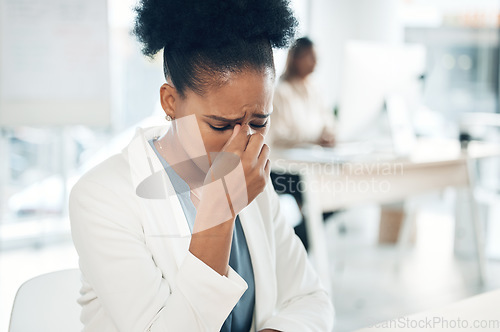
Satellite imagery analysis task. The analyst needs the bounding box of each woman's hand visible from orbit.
[189,124,270,275]
[318,127,335,147]
[203,124,271,216]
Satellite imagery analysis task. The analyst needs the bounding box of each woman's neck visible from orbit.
[155,128,207,191]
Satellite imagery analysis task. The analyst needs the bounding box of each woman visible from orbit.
[269,37,336,148]
[69,0,334,331]
[269,37,336,251]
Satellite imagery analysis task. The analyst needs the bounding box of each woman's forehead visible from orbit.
[200,102,272,120]
[193,70,274,117]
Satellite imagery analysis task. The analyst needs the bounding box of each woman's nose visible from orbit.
[241,123,256,136]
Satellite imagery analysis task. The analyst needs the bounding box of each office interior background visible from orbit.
[1,0,500,331]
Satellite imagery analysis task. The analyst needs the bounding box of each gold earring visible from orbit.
[165,114,173,121]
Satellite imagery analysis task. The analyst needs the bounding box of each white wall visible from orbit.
[309,0,404,110]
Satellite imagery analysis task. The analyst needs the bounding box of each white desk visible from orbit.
[354,289,500,331]
[271,139,500,289]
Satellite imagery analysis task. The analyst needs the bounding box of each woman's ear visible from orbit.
[160,83,177,119]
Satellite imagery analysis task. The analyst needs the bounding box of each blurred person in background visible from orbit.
[269,37,336,148]
[269,37,336,251]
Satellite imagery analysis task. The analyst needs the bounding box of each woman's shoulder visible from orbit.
[70,153,134,202]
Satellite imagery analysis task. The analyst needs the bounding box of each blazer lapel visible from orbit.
[239,200,277,329]
[124,126,192,270]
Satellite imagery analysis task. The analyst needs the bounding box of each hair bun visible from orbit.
[133,0,297,58]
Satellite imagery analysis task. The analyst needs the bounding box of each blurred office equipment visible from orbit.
[386,95,418,156]
[406,26,499,118]
[308,0,404,110]
[9,269,82,332]
[336,41,426,145]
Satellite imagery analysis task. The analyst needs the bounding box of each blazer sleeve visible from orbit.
[69,167,247,332]
[259,184,335,332]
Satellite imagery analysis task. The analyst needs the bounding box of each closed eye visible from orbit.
[250,120,268,128]
[208,120,268,132]
[209,124,231,131]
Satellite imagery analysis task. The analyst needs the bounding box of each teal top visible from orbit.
[149,140,255,332]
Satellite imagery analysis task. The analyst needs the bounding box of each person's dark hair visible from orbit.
[133,0,298,97]
[282,37,314,80]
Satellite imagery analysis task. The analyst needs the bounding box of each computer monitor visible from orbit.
[337,41,426,142]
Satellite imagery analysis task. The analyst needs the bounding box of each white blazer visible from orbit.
[269,79,335,148]
[69,125,334,332]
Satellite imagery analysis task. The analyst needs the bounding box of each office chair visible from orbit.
[9,269,83,332]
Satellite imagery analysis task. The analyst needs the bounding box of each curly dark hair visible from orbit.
[133,0,297,97]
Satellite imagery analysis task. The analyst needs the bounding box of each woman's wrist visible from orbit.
[193,179,235,234]
[189,216,235,276]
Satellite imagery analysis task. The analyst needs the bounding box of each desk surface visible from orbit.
[270,139,500,172]
[270,139,500,291]
[354,289,500,331]
[270,139,500,211]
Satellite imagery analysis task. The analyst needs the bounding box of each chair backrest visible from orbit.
[9,269,83,332]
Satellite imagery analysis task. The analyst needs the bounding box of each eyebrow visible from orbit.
[203,112,271,122]
[253,112,271,119]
